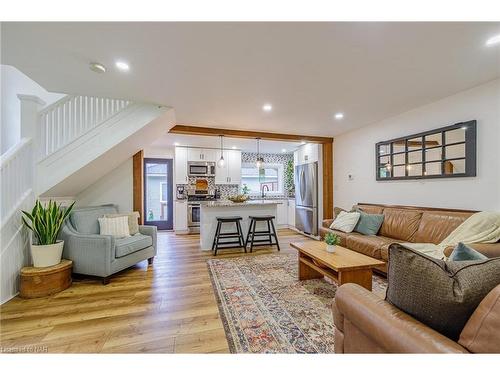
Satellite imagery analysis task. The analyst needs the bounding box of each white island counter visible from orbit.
[199,200,283,251]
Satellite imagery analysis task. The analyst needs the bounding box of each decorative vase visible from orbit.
[326,244,336,253]
[31,241,64,267]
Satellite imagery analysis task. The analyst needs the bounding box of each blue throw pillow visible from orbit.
[354,210,384,236]
[449,243,488,261]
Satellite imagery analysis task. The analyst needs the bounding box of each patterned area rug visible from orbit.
[207,253,387,353]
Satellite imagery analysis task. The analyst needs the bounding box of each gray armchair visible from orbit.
[60,204,157,284]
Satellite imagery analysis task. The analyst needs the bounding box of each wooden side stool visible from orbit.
[20,259,73,298]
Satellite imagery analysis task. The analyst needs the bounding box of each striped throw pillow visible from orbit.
[98,216,130,238]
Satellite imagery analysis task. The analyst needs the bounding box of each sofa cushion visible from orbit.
[330,211,360,233]
[449,243,488,261]
[354,204,385,215]
[354,210,385,236]
[414,211,473,244]
[386,243,500,341]
[346,233,393,260]
[70,205,118,234]
[115,234,153,258]
[379,208,423,242]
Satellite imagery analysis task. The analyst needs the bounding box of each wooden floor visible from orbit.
[0,229,305,353]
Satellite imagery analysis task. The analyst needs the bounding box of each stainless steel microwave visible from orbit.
[188,161,216,177]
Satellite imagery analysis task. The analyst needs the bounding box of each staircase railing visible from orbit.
[38,95,133,159]
[0,138,33,227]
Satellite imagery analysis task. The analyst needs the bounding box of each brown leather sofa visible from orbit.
[333,283,500,353]
[320,203,500,273]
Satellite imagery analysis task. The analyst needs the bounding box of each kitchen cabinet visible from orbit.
[276,200,288,226]
[287,199,295,227]
[294,143,319,166]
[174,147,188,184]
[174,201,188,232]
[188,148,215,162]
[215,150,241,185]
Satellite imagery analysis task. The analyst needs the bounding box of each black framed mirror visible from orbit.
[376,120,476,181]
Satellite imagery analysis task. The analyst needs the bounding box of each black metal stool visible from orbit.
[212,216,246,255]
[245,215,280,252]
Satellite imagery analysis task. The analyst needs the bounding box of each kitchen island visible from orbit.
[199,200,284,251]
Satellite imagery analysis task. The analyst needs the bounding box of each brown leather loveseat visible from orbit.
[333,283,500,353]
[320,203,500,273]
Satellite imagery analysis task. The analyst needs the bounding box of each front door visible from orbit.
[144,158,173,230]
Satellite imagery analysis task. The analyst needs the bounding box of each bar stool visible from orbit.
[245,215,280,253]
[212,216,246,256]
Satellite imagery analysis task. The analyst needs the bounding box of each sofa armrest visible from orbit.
[335,284,468,353]
[60,224,114,277]
[443,242,500,258]
[139,225,157,255]
[322,219,334,228]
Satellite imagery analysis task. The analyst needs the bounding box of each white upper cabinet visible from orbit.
[174,147,188,184]
[215,150,241,185]
[215,150,229,185]
[294,143,319,166]
[227,150,242,185]
[188,148,215,162]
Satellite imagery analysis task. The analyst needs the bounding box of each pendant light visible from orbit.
[217,135,225,167]
[255,137,264,168]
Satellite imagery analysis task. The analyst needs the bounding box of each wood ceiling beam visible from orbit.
[169,124,333,144]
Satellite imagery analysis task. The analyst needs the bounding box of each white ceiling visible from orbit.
[153,133,302,154]
[2,22,500,137]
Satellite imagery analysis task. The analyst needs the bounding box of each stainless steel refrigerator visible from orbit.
[295,162,318,236]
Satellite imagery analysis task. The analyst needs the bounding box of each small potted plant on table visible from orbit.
[22,200,75,267]
[324,232,341,253]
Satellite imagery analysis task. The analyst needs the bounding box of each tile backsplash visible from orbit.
[176,152,295,199]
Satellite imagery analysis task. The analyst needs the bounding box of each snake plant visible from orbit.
[21,200,75,245]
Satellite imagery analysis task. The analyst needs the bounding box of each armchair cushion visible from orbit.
[115,234,153,258]
[70,205,118,234]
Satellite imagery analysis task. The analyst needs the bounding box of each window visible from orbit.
[376,121,476,181]
[160,182,168,203]
[241,163,284,194]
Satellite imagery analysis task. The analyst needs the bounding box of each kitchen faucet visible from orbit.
[261,185,269,198]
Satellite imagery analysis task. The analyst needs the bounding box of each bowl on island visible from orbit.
[228,195,249,203]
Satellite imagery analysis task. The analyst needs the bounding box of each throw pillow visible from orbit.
[449,243,488,261]
[333,206,347,220]
[104,212,140,235]
[329,211,361,233]
[386,243,500,341]
[98,216,131,238]
[354,210,384,236]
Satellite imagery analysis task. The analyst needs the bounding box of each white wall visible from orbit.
[76,158,133,212]
[1,65,64,154]
[334,79,500,212]
[74,146,175,212]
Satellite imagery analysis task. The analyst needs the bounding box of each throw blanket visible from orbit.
[401,211,500,259]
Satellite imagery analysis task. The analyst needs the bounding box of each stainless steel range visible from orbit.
[187,192,216,234]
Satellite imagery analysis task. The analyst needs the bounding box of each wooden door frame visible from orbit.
[169,125,334,219]
[133,150,144,224]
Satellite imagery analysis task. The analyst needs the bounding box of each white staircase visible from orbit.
[0,93,175,303]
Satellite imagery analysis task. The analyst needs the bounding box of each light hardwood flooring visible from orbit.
[0,229,305,353]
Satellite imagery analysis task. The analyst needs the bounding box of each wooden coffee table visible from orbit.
[290,240,384,291]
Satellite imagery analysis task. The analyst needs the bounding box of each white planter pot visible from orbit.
[31,241,64,268]
[326,244,336,253]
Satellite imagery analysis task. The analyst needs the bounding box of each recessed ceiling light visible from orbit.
[485,34,500,47]
[282,149,287,153]
[232,146,237,149]
[115,61,130,72]
[300,141,306,145]
[89,62,106,73]
[262,104,273,112]
[334,112,344,120]
[174,142,179,146]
